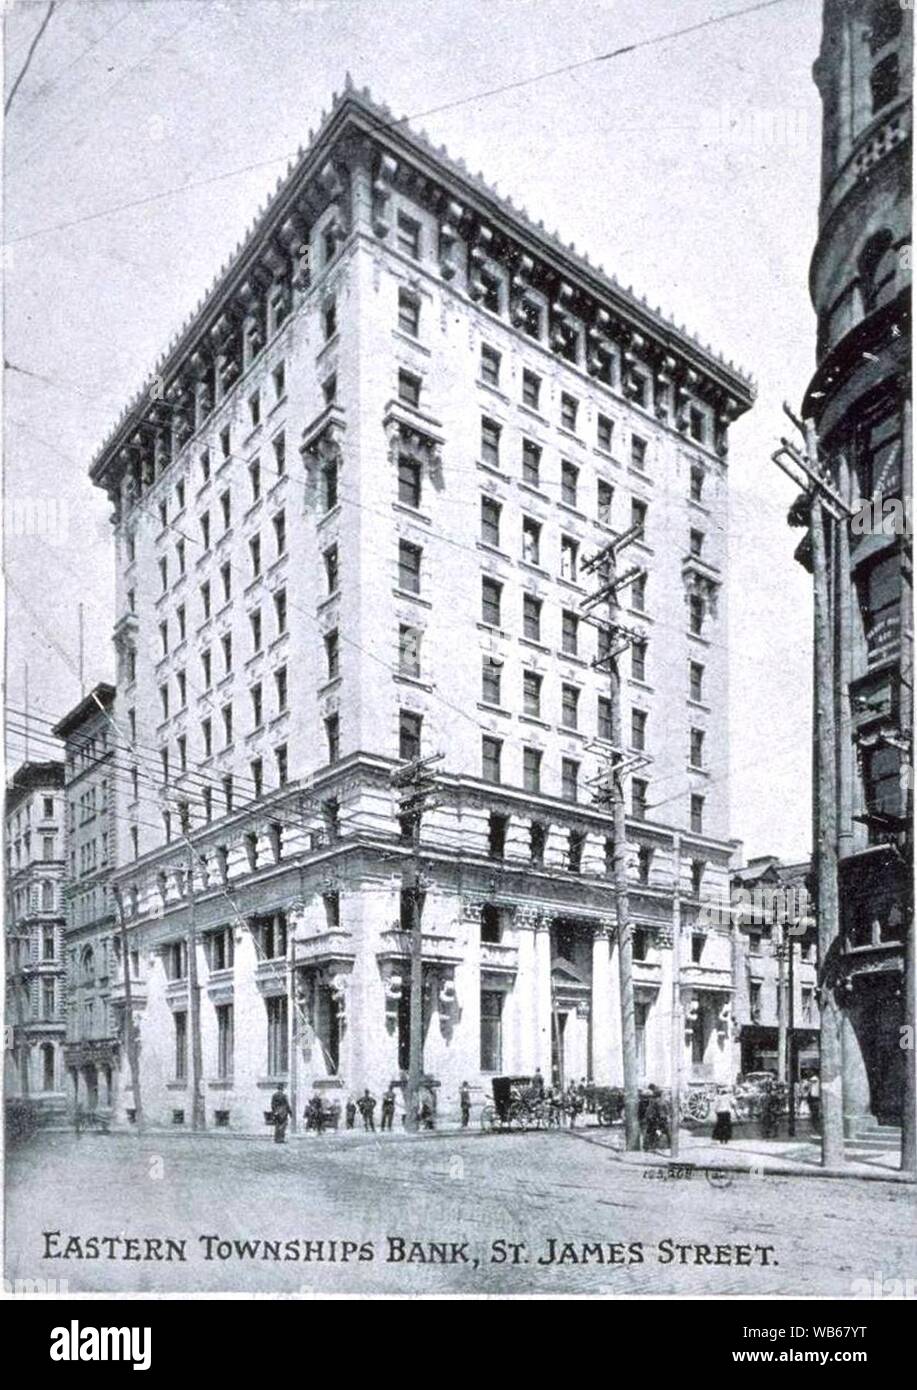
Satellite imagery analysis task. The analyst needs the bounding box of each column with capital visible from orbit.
[591,922,614,1085]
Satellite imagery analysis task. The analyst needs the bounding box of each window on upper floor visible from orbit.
[250,608,262,653]
[275,666,288,713]
[482,736,502,785]
[689,661,705,702]
[481,495,502,548]
[598,695,612,741]
[523,747,542,794]
[632,778,648,821]
[689,528,704,557]
[323,298,337,340]
[397,212,421,259]
[690,727,705,768]
[481,576,502,627]
[597,478,613,525]
[523,670,542,719]
[597,413,614,453]
[398,455,421,509]
[523,593,542,643]
[561,758,579,803]
[522,369,541,410]
[560,535,579,582]
[690,464,705,501]
[561,608,578,656]
[522,516,541,566]
[399,624,421,679]
[481,655,502,706]
[631,435,647,471]
[689,593,704,635]
[398,369,421,408]
[631,708,647,751]
[561,460,579,508]
[560,393,578,432]
[522,438,541,487]
[481,417,501,468]
[399,710,422,762]
[481,344,501,387]
[398,289,420,336]
[249,460,261,502]
[324,629,340,682]
[398,541,422,595]
[561,683,579,730]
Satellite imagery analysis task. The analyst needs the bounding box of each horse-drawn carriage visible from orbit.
[480,1075,547,1130]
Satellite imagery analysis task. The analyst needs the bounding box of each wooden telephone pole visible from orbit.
[581,523,646,1152]
[179,815,206,1133]
[772,409,851,1167]
[113,887,144,1132]
[390,753,442,1133]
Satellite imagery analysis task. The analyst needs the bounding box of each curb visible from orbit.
[566,1128,915,1184]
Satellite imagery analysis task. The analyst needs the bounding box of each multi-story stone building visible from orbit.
[797,0,912,1131]
[52,684,121,1117]
[89,82,753,1130]
[4,760,67,1115]
[731,856,820,1080]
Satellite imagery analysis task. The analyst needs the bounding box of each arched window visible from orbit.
[81,945,95,984]
[859,230,898,311]
[866,0,902,55]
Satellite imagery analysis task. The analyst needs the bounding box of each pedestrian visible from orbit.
[359,1088,376,1132]
[459,1080,471,1128]
[419,1099,435,1130]
[760,1080,780,1139]
[381,1086,396,1132]
[642,1084,669,1152]
[306,1092,325,1134]
[712,1084,734,1144]
[566,1082,581,1128]
[345,1096,357,1130]
[807,1071,821,1131]
[269,1082,292,1145]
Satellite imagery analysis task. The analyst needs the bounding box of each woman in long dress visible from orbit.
[712,1084,735,1144]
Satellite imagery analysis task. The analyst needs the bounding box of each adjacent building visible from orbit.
[797,0,912,1131]
[731,856,820,1080]
[3,761,67,1115]
[52,684,121,1118]
[88,82,753,1129]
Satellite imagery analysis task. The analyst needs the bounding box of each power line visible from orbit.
[5,0,57,115]
[2,0,801,248]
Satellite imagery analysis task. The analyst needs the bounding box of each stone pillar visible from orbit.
[513,913,538,1073]
[504,815,531,864]
[591,924,614,1084]
[534,915,553,1077]
[841,1009,872,1137]
[608,938,623,1086]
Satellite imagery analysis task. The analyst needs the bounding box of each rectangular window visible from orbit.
[398,369,421,408]
[398,289,420,336]
[396,212,421,259]
[249,460,261,502]
[399,625,421,679]
[275,666,288,712]
[561,684,579,730]
[200,512,211,549]
[202,717,213,758]
[221,632,233,673]
[631,574,647,613]
[481,344,501,386]
[560,392,578,432]
[480,273,501,314]
[597,479,613,525]
[321,373,336,407]
[598,695,612,741]
[488,813,508,859]
[481,495,502,548]
[690,727,705,768]
[400,711,425,767]
[689,406,706,443]
[398,541,422,594]
[689,594,704,635]
[250,608,262,653]
[638,846,653,885]
[523,670,542,718]
[631,708,647,751]
[597,414,614,452]
[273,362,285,400]
[201,580,211,620]
[523,593,542,642]
[561,460,579,508]
[689,662,705,702]
[480,990,503,1073]
[274,588,287,635]
[250,534,261,578]
[631,436,647,471]
[273,509,286,555]
[561,609,579,656]
[632,778,648,821]
[523,746,542,793]
[174,1011,188,1082]
[631,498,647,534]
[249,391,261,429]
[690,465,705,501]
[325,713,340,764]
[481,576,502,627]
[324,629,340,682]
[560,536,579,582]
[273,432,286,475]
[275,745,288,787]
[216,1004,234,1080]
[482,736,502,784]
[398,456,422,508]
[521,516,541,565]
[481,656,502,706]
[220,562,231,602]
[522,438,541,487]
[561,758,579,803]
[323,546,338,595]
[481,417,501,468]
[222,703,233,747]
[690,794,704,835]
[323,298,337,340]
[689,528,704,557]
[520,298,542,339]
[266,996,288,1077]
[522,369,541,409]
[251,757,263,799]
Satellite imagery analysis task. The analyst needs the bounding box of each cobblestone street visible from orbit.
[5,1128,914,1297]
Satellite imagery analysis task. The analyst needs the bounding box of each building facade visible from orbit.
[798,0,912,1129]
[731,857,820,1080]
[89,83,753,1130]
[51,685,121,1118]
[4,761,67,1114]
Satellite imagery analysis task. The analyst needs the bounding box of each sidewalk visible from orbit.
[574,1124,914,1183]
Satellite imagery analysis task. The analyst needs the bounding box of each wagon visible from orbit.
[480,1074,546,1131]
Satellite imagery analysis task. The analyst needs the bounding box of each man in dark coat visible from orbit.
[381,1086,396,1131]
[359,1088,376,1132]
[459,1081,471,1128]
[270,1083,292,1144]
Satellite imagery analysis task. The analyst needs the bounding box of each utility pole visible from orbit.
[771,409,851,1168]
[581,523,646,1152]
[180,818,205,1132]
[787,924,796,1138]
[113,887,143,1132]
[776,917,787,1083]
[670,833,683,1158]
[390,753,442,1134]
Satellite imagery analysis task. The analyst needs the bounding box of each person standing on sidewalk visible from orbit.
[459,1081,471,1128]
[359,1088,377,1132]
[712,1084,735,1144]
[345,1096,357,1130]
[381,1086,396,1131]
[807,1071,821,1131]
[270,1083,292,1145]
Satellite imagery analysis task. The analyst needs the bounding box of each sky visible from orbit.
[3,0,822,860]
